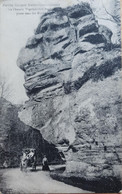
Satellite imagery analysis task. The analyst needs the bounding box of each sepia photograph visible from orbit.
[0,0,121,193]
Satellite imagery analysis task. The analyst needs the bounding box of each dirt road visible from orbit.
[0,167,90,193]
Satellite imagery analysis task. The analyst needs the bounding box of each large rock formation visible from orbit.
[0,98,62,167]
[17,3,122,192]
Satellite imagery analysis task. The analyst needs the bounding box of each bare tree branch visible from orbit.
[88,0,120,25]
[102,0,120,23]
[0,72,12,99]
[95,15,116,23]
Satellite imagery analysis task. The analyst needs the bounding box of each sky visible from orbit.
[0,0,118,104]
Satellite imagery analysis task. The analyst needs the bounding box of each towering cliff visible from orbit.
[17,3,122,191]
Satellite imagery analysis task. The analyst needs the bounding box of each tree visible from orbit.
[0,70,12,99]
[91,0,120,44]
[76,0,120,24]
[76,0,120,44]
[94,0,120,24]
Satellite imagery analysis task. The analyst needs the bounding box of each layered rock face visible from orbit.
[17,3,122,190]
[0,98,62,167]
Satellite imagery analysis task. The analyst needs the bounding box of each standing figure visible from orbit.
[20,151,28,172]
[28,149,37,171]
[42,155,50,171]
[3,160,8,168]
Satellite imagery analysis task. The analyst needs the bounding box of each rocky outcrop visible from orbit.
[17,3,122,192]
[0,98,62,167]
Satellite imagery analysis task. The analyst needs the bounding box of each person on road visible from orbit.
[20,151,28,171]
[28,149,37,171]
[3,160,8,168]
[42,155,50,171]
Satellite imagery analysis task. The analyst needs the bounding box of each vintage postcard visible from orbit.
[0,0,121,193]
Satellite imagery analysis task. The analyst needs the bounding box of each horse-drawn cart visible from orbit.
[20,148,36,171]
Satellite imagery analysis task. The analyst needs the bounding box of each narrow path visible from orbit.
[0,167,91,193]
